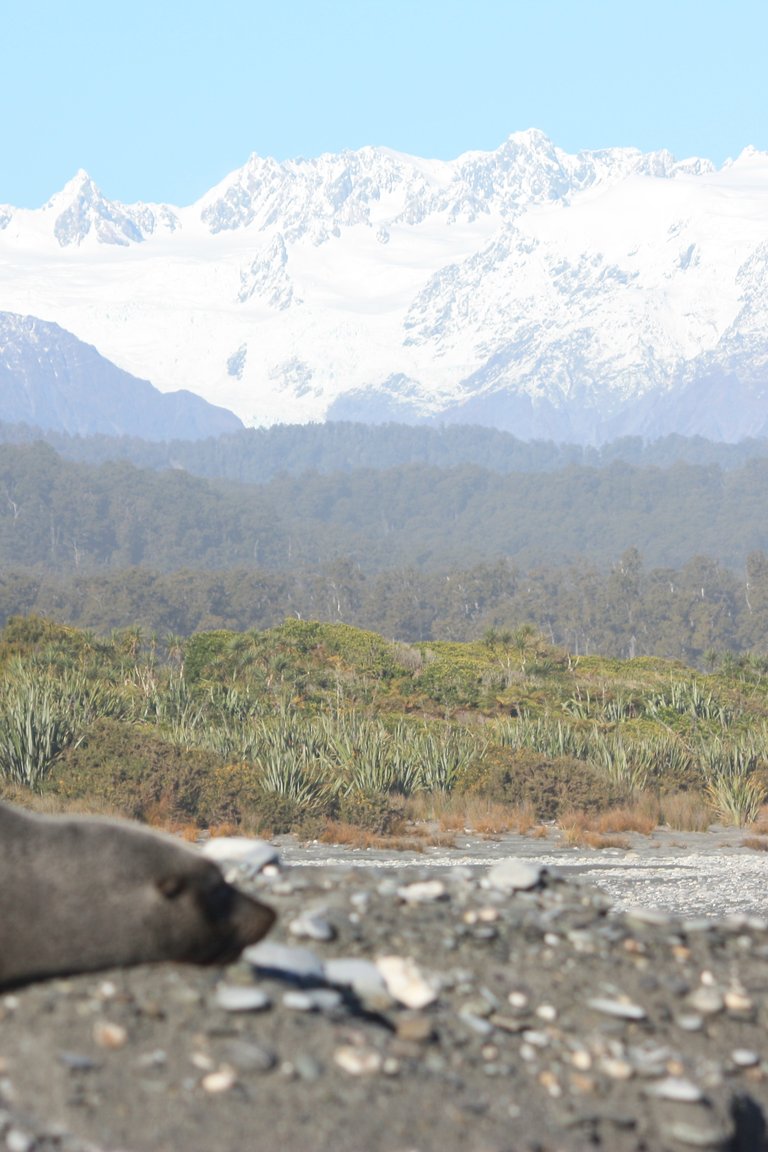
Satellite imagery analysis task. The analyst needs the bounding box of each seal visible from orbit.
[0,801,276,989]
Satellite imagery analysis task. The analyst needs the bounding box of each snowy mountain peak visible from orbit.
[1,132,768,442]
[33,170,180,248]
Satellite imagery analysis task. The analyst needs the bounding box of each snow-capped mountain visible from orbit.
[2,129,768,442]
[0,312,242,440]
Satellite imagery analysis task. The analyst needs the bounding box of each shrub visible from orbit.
[50,717,220,824]
[461,746,621,820]
[336,789,404,834]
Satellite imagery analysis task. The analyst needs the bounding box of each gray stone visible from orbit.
[288,912,336,942]
[244,941,325,983]
[282,989,342,1012]
[220,1040,277,1074]
[324,957,387,997]
[586,996,647,1020]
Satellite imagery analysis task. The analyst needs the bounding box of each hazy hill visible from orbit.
[0,312,243,440]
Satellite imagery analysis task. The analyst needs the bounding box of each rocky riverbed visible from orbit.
[2,833,768,1152]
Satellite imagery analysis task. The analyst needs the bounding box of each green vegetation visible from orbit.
[2,615,768,836]
[3,443,768,576]
[2,438,768,665]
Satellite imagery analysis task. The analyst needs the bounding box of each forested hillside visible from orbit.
[2,442,768,573]
[2,439,768,663]
[1,421,768,481]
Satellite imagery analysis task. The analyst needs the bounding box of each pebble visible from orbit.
[323,958,388,999]
[282,989,342,1012]
[201,1067,237,1094]
[5,1129,33,1152]
[219,1041,277,1074]
[723,987,754,1017]
[376,956,439,1009]
[658,1117,733,1149]
[483,859,543,892]
[292,1054,322,1082]
[601,1058,634,1080]
[623,906,674,927]
[675,1013,705,1032]
[333,1046,383,1076]
[287,911,336,942]
[644,1077,705,1102]
[460,1011,495,1037]
[57,1052,100,1072]
[214,985,271,1013]
[92,1021,128,1050]
[686,987,724,1016]
[395,1015,435,1043]
[586,996,647,1020]
[201,836,279,875]
[397,880,448,904]
[243,941,325,983]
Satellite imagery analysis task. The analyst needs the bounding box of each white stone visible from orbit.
[201,1067,237,1094]
[396,880,448,903]
[201,837,279,875]
[333,1046,383,1076]
[215,984,271,1013]
[483,859,543,892]
[644,1077,704,1102]
[376,955,439,1009]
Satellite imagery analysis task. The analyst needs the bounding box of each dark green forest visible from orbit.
[1,431,768,664]
[2,441,768,573]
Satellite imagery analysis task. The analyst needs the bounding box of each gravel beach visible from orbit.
[2,830,768,1152]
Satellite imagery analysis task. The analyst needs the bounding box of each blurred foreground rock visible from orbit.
[1,859,767,1151]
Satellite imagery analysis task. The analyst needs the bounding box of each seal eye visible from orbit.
[157,875,187,900]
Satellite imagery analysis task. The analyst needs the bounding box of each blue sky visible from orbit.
[3,0,767,208]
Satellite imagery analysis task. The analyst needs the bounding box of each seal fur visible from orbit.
[0,801,275,989]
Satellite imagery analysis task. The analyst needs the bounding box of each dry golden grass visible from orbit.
[405,792,543,838]
[746,805,768,836]
[559,812,632,850]
[0,787,125,820]
[208,822,242,839]
[319,819,456,852]
[742,836,768,852]
[591,805,657,836]
[558,799,659,848]
[660,791,712,832]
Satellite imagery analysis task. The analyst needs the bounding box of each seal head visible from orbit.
[0,802,275,989]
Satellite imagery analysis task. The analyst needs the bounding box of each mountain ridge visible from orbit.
[1,130,768,442]
[0,312,243,440]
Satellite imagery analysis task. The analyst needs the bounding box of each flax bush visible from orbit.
[0,665,125,790]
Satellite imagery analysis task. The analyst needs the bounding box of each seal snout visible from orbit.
[197,874,277,962]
